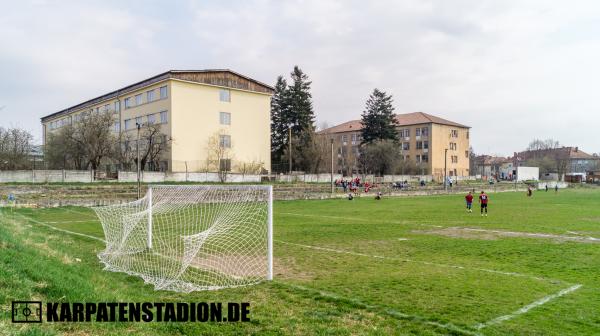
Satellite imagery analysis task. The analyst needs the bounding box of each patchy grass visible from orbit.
[1,189,599,335]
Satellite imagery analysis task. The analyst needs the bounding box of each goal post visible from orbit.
[93,184,274,292]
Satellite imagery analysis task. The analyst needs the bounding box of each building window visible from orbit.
[403,142,410,150]
[416,141,423,149]
[114,122,121,132]
[424,140,429,149]
[219,89,231,102]
[115,100,121,112]
[451,129,458,138]
[341,135,348,142]
[465,150,469,158]
[124,119,131,130]
[416,128,421,136]
[466,130,469,139]
[422,127,429,136]
[135,94,143,106]
[160,111,168,123]
[147,114,156,125]
[219,159,231,172]
[147,90,155,102]
[422,154,429,162]
[160,86,168,99]
[124,97,132,109]
[219,134,231,148]
[95,107,100,113]
[403,129,410,137]
[416,155,421,163]
[135,116,143,126]
[220,112,231,125]
[449,142,457,151]
[104,104,110,112]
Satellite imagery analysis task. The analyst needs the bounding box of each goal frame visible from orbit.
[145,184,273,281]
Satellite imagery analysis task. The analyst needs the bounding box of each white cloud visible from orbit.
[1,0,599,154]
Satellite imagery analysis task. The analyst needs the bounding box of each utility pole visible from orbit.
[330,138,334,194]
[136,122,141,199]
[288,126,292,175]
[444,148,448,192]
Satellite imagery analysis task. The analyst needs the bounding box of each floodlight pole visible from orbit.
[444,148,448,192]
[267,185,273,280]
[330,138,334,194]
[136,123,141,199]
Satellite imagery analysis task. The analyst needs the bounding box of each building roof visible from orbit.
[318,112,469,134]
[515,147,598,161]
[41,69,274,122]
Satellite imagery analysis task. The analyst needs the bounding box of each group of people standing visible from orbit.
[465,191,489,216]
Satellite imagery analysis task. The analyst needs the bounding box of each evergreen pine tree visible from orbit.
[270,76,289,165]
[360,89,399,144]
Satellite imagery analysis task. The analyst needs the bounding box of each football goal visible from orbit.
[93,185,273,292]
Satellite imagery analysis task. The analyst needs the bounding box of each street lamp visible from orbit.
[444,148,448,192]
[136,122,141,199]
[288,124,293,175]
[330,138,334,194]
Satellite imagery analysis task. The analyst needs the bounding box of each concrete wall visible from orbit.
[0,170,94,183]
[117,171,261,183]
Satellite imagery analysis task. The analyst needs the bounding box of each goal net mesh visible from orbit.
[93,185,272,292]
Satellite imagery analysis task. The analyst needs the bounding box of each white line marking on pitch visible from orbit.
[276,240,558,282]
[280,282,481,336]
[46,220,100,224]
[475,284,582,330]
[453,227,600,243]
[15,213,105,243]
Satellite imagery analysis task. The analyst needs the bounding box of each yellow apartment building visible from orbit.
[318,112,470,178]
[41,70,273,173]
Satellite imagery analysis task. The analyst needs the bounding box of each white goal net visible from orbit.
[93,185,273,292]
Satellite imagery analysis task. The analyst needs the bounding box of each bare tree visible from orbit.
[235,160,265,176]
[206,130,233,182]
[45,125,86,169]
[112,132,137,171]
[0,127,35,170]
[136,124,171,171]
[527,139,561,152]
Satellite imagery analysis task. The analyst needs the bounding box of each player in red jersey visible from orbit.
[465,191,474,213]
[479,191,489,217]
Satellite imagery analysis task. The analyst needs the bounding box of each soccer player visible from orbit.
[465,191,473,213]
[375,191,382,200]
[479,191,489,216]
[348,193,354,201]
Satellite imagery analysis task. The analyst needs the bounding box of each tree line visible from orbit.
[45,111,169,172]
[271,67,426,176]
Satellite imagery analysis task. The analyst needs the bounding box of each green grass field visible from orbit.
[1,188,599,335]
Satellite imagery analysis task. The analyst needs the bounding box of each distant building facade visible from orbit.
[513,147,600,175]
[41,70,273,173]
[318,112,470,178]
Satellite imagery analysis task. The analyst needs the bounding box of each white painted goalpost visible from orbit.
[93,185,273,292]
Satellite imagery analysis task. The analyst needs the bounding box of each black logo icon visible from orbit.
[12,301,42,323]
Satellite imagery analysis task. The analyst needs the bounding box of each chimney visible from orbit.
[575,147,578,152]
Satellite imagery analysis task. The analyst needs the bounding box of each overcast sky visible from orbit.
[1,0,599,156]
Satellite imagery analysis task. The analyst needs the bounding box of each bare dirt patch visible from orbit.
[415,227,600,244]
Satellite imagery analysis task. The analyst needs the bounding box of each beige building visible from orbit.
[41,70,273,173]
[318,112,470,178]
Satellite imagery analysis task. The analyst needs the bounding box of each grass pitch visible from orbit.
[1,188,599,335]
